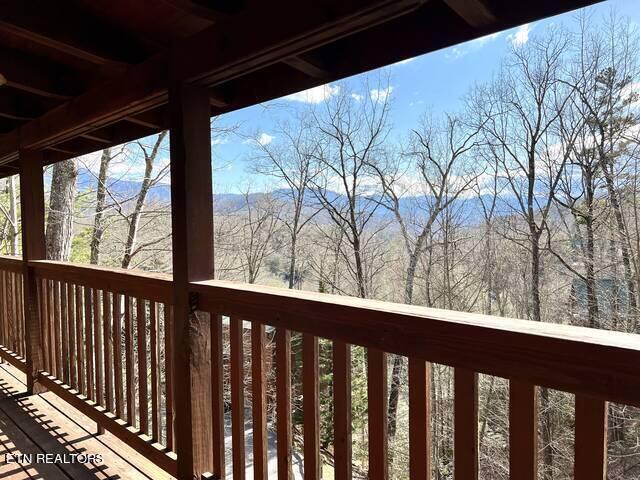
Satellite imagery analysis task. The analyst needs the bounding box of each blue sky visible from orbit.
[79,0,640,193]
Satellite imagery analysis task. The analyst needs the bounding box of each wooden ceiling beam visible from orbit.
[0,21,130,73]
[283,55,328,79]
[0,48,82,100]
[443,0,496,28]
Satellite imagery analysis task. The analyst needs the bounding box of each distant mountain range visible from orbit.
[76,168,519,225]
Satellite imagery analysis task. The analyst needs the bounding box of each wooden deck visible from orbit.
[0,362,174,480]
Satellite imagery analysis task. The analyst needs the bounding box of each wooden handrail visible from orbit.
[29,260,173,304]
[192,278,640,408]
[0,254,23,272]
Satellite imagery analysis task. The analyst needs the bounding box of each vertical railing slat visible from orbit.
[39,278,49,373]
[53,280,62,378]
[251,321,267,480]
[84,286,94,401]
[368,348,388,480]
[103,291,113,413]
[75,285,84,395]
[67,283,76,389]
[94,289,104,407]
[150,301,160,441]
[276,327,292,480]
[574,395,608,480]
[125,295,135,426]
[210,312,225,477]
[454,368,478,480]
[509,380,537,480]
[303,333,320,480]
[114,293,124,419]
[164,304,175,452]
[409,358,431,480]
[60,282,69,385]
[137,297,149,434]
[231,316,246,480]
[333,341,352,480]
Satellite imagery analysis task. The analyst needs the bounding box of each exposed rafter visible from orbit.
[283,56,328,79]
[443,0,496,28]
[0,48,81,100]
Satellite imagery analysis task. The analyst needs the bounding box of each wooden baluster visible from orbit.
[231,316,246,480]
[125,296,135,426]
[103,291,113,413]
[114,294,124,420]
[509,380,537,480]
[13,272,18,354]
[574,395,608,480]
[303,333,320,480]
[53,280,62,378]
[251,321,267,480]
[94,289,105,435]
[138,298,149,435]
[94,289,104,406]
[409,358,431,480]
[7,272,13,353]
[164,304,175,451]
[39,278,49,373]
[18,273,24,357]
[276,327,292,480]
[67,283,76,389]
[333,341,352,480]
[454,368,478,480]
[84,286,94,400]
[74,287,84,397]
[211,313,225,478]
[368,348,388,480]
[60,282,69,385]
[1,271,6,350]
[150,301,160,442]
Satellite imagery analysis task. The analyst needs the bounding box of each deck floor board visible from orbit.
[0,362,174,480]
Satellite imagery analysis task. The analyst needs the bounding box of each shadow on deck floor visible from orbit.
[0,362,173,480]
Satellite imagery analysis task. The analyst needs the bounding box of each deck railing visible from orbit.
[28,260,177,474]
[1,257,640,479]
[0,255,26,366]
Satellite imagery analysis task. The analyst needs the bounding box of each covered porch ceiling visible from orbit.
[0,0,602,177]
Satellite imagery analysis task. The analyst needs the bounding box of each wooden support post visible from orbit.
[18,149,46,394]
[169,82,214,480]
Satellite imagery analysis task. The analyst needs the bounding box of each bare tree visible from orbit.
[237,190,282,284]
[90,148,112,265]
[249,115,319,288]
[310,79,392,299]
[121,131,170,269]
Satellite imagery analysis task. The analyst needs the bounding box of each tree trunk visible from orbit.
[121,132,166,269]
[46,159,78,261]
[7,176,18,255]
[90,148,111,265]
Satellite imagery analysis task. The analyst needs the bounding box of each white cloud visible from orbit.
[243,133,274,146]
[211,137,228,146]
[444,31,502,60]
[370,86,394,102]
[284,83,340,104]
[257,133,274,146]
[508,23,531,47]
[351,93,363,101]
